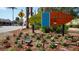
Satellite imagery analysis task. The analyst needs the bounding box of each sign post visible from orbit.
[18,10,25,30]
[62,24,65,36]
[50,12,73,36]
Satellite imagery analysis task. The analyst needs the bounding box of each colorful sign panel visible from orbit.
[42,11,73,27]
[42,12,50,27]
[50,12,73,26]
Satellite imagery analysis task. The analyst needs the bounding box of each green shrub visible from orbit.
[36,37,41,40]
[64,25,69,31]
[42,25,69,33]
[51,39,55,42]
[36,43,42,48]
[64,36,69,40]
[42,27,46,33]
[71,39,77,42]
[56,26,62,33]
[15,40,18,44]
[18,44,23,48]
[50,27,53,32]
[57,34,62,37]
[34,23,41,30]
[42,27,50,33]
[50,43,57,49]
[26,48,32,51]
[16,37,20,40]
[55,25,69,33]
[62,43,69,47]
[46,35,52,39]
[19,32,23,37]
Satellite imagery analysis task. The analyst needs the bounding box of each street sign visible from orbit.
[42,12,50,27]
[18,11,25,18]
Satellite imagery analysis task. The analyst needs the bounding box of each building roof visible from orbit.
[0,18,11,22]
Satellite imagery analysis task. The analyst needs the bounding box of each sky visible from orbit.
[0,7,38,21]
[0,7,79,21]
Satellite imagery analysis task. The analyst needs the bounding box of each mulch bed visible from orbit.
[0,28,79,51]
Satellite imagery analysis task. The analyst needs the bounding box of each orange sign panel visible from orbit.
[50,12,73,25]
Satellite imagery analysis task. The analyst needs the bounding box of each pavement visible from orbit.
[68,28,79,33]
[0,26,79,34]
[0,26,26,33]
[68,28,79,32]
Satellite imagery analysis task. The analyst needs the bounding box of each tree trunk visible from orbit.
[26,7,29,28]
[30,7,35,33]
[30,7,33,16]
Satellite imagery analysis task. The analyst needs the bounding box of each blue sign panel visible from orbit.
[42,12,50,27]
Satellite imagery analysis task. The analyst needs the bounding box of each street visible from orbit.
[0,26,26,33]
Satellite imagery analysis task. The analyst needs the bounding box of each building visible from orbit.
[0,18,12,26]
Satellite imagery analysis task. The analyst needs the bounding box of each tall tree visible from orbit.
[26,7,29,28]
[30,7,33,16]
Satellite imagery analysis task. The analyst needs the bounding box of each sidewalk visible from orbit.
[0,26,26,33]
[68,28,79,33]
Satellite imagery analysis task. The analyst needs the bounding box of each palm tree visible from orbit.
[26,7,29,28]
[30,7,34,33]
[26,7,33,28]
[30,7,33,16]
[7,7,17,20]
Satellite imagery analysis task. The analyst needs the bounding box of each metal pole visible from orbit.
[62,24,65,36]
[12,8,14,20]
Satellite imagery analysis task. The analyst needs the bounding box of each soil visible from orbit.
[0,28,79,51]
